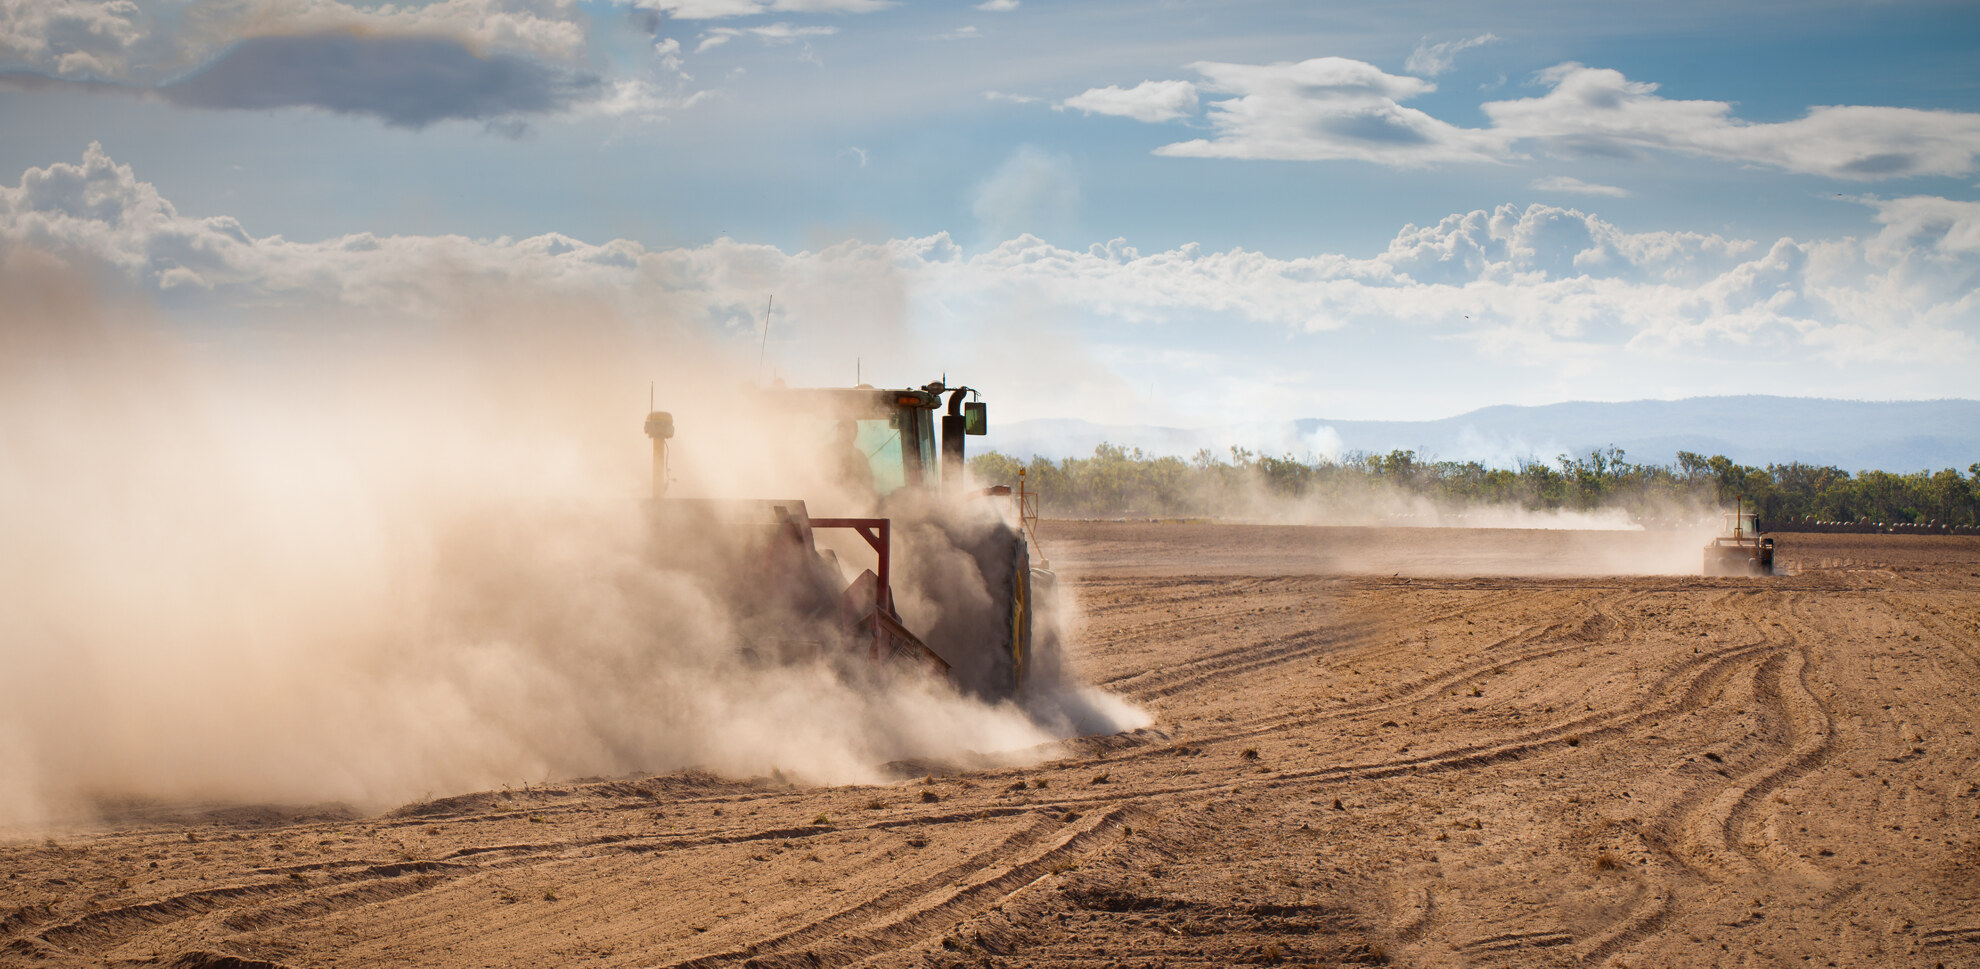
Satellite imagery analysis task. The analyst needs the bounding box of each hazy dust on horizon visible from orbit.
[0,252,1144,831]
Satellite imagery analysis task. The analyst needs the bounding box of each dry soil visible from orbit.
[4,524,1978,969]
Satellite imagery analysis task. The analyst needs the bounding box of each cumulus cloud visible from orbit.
[632,0,891,20]
[0,0,147,78]
[1060,79,1197,123]
[976,0,1017,9]
[1080,57,1980,181]
[1869,195,1980,257]
[1153,57,1503,166]
[1404,32,1498,77]
[3,145,1973,390]
[1532,174,1630,198]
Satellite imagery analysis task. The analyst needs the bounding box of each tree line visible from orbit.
[968,445,1980,526]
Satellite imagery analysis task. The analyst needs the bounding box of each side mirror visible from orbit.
[964,401,987,435]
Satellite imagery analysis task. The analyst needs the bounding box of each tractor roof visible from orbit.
[769,383,946,416]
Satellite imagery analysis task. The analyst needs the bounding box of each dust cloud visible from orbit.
[1231,486,1727,576]
[1094,464,1731,575]
[0,251,1141,831]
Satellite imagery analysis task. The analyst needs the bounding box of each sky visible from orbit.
[1,0,1977,428]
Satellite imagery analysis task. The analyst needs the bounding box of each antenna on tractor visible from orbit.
[756,295,774,383]
[857,357,862,385]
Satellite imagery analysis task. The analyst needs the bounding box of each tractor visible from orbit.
[642,381,1046,700]
[1703,495,1775,576]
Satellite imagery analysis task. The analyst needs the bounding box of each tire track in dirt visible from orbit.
[1460,928,1574,957]
[15,859,480,960]
[1080,577,1318,642]
[1574,885,1673,965]
[1871,592,1980,719]
[654,805,1142,969]
[1098,591,1641,764]
[1269,640,1780,790]
[1386,886,1436,944]
[1922,926,1980,952]
[1728,648,1834,876]
[986,636,1785,819]
[1096,586,1547,695]
[656,814,1067,969]
[26,882,296,953]
[1166,599,1730,790]
[1118,621,1380,700]
[1564,619,1795,963]
[217,865,475,934]
[15,810,1095,964]
[1649,628,1831,886]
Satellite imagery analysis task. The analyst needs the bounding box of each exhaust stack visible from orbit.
[644,410,674,498]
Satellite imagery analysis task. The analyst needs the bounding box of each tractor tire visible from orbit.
[977,524,1032,699]
[918,520,1032,701]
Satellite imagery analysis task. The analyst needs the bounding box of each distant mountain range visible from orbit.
[983,397,1980,473]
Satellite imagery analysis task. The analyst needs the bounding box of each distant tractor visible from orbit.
[642,381,1047,699]
[1703,496,1775,576]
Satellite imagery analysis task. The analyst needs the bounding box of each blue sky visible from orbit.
[2,0,1977,428]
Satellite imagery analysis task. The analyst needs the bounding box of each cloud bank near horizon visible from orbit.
[2,144,1974,419]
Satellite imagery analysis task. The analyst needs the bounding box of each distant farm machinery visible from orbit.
[1703,496,1775,576]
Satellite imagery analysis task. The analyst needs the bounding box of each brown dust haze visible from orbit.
[0,252,1144,831]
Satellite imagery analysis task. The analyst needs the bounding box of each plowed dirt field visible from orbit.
[6,524,1978,968]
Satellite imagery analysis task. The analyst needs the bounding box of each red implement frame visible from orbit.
[811,517,892,594]
[810,518,949,674]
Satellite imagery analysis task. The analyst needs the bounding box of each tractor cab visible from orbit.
[779,381,988,498]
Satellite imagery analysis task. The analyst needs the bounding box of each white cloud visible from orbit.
[983,90,1038,105]
[581,76,711,120]
[631,0,891,20]
[1080,57,1980,181]
[652,36,686,74]
[1868,195,1980,257]
[0,0,146,78]
[4,146,1972,398]
[697,21,834,51]
[933,25,979,40]
[1,0,595,89]
[1485,63,1980,180]
[1152,57,1501,166]
[1532,175,1630,198]
[185,0,591,65]
[1060,79,1197,123]
[975,0,1017,10]
[1404,32,1498,77]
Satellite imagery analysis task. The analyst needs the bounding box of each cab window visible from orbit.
[854,417,905,495]
[914,410,939,486]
